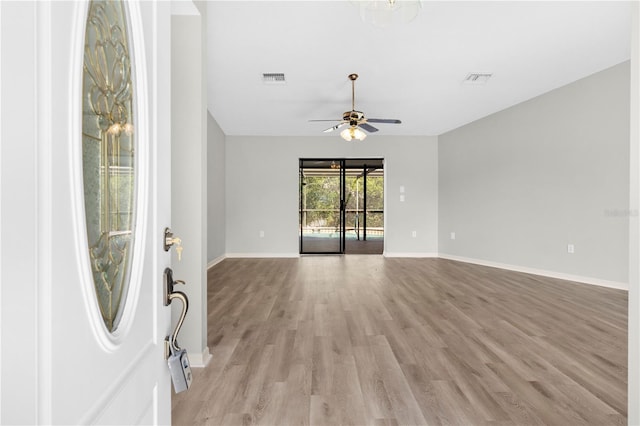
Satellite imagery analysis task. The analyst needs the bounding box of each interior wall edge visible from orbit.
[206,255,226,270]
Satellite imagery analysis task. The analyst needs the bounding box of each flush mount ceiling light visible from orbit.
[355,0,422,28]
[341,126,367,141]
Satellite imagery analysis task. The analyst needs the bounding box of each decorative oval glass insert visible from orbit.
[82,0,136,332]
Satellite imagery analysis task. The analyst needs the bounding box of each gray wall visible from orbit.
[224,135,438,256]
[207,111,226,264]
[171,8,209,364]
[439,62,630,285]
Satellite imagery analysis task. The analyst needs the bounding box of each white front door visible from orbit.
[0,1,173,424]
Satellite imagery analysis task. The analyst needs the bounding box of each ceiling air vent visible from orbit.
[262,73,286,84]
[463,73,492,85]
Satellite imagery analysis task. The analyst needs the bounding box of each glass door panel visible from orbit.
[343,159,384,254]
[344,173,363,241]
[299,159,344,254]
[366,171,384,243]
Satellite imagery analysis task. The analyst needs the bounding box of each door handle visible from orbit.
[164,267,185,306]
[164,268,188,351]
[164,267,192,393]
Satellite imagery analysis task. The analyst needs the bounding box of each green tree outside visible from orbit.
[301,172,384,235]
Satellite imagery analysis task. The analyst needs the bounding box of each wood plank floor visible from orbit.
[172,257,627,425]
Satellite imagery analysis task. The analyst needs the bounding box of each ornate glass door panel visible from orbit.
[82,0,136,332]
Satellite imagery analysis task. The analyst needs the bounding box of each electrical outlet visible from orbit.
[259,230,265,238]
[567,244,574,254]
[412,230,417,238]
[450,232,456,240]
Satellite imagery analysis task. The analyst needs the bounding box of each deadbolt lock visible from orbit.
[164,227,183,261]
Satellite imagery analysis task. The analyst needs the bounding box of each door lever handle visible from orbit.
[164,268,185,306]
[164,267,190,352]
[168,290,189,354]
[163,267,192,392]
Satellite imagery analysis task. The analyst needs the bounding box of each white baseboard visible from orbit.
[225,253,300,259]
[207,255,226,270]
[206,251,627,290]
[438,253,628,291]
[189,347,212,368]
[383,252,439,258]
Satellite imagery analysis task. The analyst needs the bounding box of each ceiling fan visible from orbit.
[310,73,402,141]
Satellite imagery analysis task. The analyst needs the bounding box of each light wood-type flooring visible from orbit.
[172,256,627,425]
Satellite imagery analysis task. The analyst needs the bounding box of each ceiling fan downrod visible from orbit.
[349,73,358,112]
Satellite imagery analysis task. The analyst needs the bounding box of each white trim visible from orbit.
[0,2,3,419]
[207,255,226,270]
[213,251,627,290]
[188,347,212,368]
[439,253,628,291]
[383,252,439,258]
[225,252,300,259]
[36,2,53,423]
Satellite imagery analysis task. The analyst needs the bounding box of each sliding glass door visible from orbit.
[344,159,384,254]
[300,158,384,255]
[299,159,345,254]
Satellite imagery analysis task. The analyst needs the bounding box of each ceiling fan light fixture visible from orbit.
[341,126,367,141]
[310,73,402,139]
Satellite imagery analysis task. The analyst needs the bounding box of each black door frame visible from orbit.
[299,158,384,255]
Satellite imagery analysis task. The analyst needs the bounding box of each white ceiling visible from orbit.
[207,1,631,137]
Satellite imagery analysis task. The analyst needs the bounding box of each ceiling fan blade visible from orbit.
[323,122,347,133]
[359,123,379,133]
[367,118,402,124]
[309,119,341,122]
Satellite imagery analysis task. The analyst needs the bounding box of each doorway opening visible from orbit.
[299,158,384,254]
